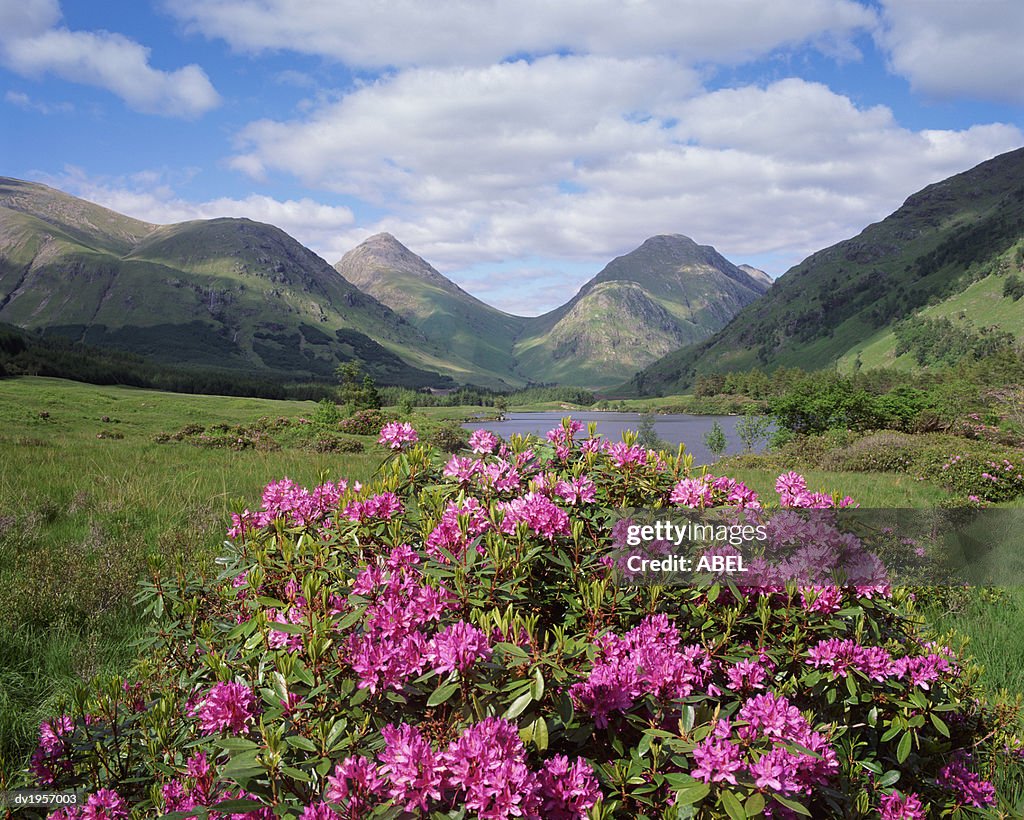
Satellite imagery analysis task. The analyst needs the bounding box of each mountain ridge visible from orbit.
[630,145,1024,394]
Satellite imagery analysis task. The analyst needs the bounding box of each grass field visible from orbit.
[0,377,384,775]
[2,375,1023,787]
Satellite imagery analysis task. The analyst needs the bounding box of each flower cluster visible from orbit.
[570,615,710,727]
[375,717,600,819]
[195,681,259,735]
[377,421,418,450]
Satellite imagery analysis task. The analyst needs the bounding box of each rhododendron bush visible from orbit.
[21,420,1024,818]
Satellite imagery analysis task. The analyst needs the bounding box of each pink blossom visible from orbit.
[554,475,597,505]
[468,429,499,454]
[498,492,570,541]
[378,421,418,450]
[379,723,444,813]
[879,791,926,820]
[535,755,602,820]
[937,753,996,807]
[442,717,540,819]
[81,789,129,820]
[196,681,258,735]
[690,721,744,785]
[425,620,492,675]
[325,755,385,818]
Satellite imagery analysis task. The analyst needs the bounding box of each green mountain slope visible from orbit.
[632,146,1024,394]
[335,233,528,388]
[513,234,771,387]
[0,178,452,387]
[337,233,769,389]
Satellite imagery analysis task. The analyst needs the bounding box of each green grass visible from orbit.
[838,264,1024,373]
[0,377,381,773]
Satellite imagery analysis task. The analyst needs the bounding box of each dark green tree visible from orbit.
[336,361,382,410]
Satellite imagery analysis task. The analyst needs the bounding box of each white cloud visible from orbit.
[876,0,1024,103]
[166,0,876,68]
[0,0,220,117]
[44,168,355,256]
[4,89,72,114]
[232,55,695,203]
[227,54,1023,299]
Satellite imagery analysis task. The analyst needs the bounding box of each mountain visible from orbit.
[510,235,771,387]
[0,177,453,387]
[1,176,774,391]
[632,146,1024,394]
[337,233,769,389]
[738,264,773,287]
[335,233,528,387]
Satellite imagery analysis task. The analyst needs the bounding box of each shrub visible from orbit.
[424,421,470,453]
[311,434,365,454]
[339,408,390,436]
[16,420,1023,817]
[820,432,919,473]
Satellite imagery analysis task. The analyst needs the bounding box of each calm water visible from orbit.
[462,412,769,465]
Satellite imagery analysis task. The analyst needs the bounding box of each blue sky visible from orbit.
[2,0,1023,315]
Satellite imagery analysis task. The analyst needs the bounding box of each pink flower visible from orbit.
[690,721,744,785]
[442,717,540,819]
[196,681,258,735]
[879,791,926,820]
[498,492,570,540]
[379,723,444,813]
[325,755,384,818]
[81,789,129,820]
[535,755,602,820]
[425,620,492,675]
[468,429,499,454]
[378,422,418,450]
[554,475,597,505]
[937,753,996,807]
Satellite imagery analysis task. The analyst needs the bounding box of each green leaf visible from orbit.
[671,782,712,806]
[284,734,318,753]
[213,737,260,752]
[745,792,766,816]
[428,682,460,708]
[771,794,811,816]
[504,691,533,719]
[210,799,266,813]
[531,667,545,701]
[896,731,912,764]
[267,620,305,635]
[531,717,548,751]
[930,713,950,738]
[878,770,901,788]
[720,789,747,820]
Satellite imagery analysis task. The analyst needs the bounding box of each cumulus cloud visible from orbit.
[227,52,1023,295]
[0,0,220,117]
[876,0,1024,103]
[166,0,876,68]
[45,168,355,256]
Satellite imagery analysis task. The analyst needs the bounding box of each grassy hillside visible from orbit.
[339,233,769,389]
[336,233,527,388]
[0,179,454,388]
[838,240,1024,372]
[513,234,770,388]
[633,147,1024,394]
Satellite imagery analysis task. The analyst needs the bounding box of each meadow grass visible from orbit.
[0,377,379,774]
